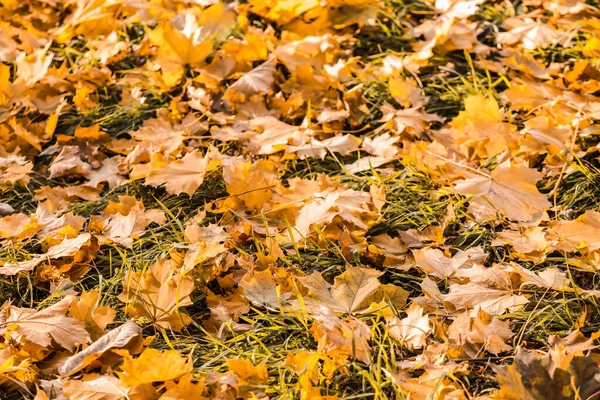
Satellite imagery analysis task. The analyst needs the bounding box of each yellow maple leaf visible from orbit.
[118,259,194,332]
[69,289,117,341]
[0,64,11,106]
[117,348,192,386]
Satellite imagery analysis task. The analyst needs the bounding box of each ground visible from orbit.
[1,0,600,399]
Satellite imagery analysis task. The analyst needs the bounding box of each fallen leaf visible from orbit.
[240,269,290,308]
[388,303,431,350]
[298,265,383,313]
[118,259,194,332]
[117,348,192,386]
[63,373,129,400]
[454,160,550,222]
[0,296,90,351]
[145,151,214,197]
[59,321,142,377]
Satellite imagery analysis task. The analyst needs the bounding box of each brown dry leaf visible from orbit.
[63,373,129,400]
[0,212,40,241]
[118,259,194,332]
[454,160,550,222]
[368,234,409,269]
[508,264,569,291]
[412,247,472,279]
[447,311,513,357]
[298,265,382,313]
[380,105,443,137]
[145,151,218,197]
[239,269,290,308]
[309,307,372,364]
[49,146,92,179]
[69,289,116,341]
[396,370,467,400]
[59,321,142,377]
[369,184,386,213]
[292,192,340,237]
[84,157,126,190]
[497,17,561,50]
[495,348,600,400]
[388,303,431,350]
[549,329,600,354]
[224,57,276,102]
[1,232,92,275]
[247,116,305,155]
[287,134,361,160]
[92,196,166,248]
[549,210,600,252]
[492,227,548,260]
[443,281,528,316]
[0,155,33,187]
[0,296,90,351]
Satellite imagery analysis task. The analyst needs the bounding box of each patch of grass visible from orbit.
[370,168,448,234]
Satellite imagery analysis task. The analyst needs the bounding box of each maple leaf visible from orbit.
[387,304,431,350]
[287,134,361,159]
[224,58,276,102]
[247,116,305,155]
[1,233,92,275]
[248,0,320,25]
[447,311,513,357]
[0,64,11,106]
[388,76,426,108]
[298,265,383,313]
[0,155,33,187]
[309,307,372,364]
[162,374,208,400]
[412,247,472,279]
[49,146,92,179]
[69,289,117,341]
[127,117,188,160]
[117,348,192,386]
[84,157,126,190]
[118,259,194,332]
[0,348,36,391]
[497,17,561,50]
[495,348,600,400]
[492,227,549,260]
[145,151,216,197]
[0,296,90,351]
[447,94,518,159]
[443,281,528,316]
[379,104,443,136]
[0,213,39,241]
[454,160,550,222]
[222,158,280,211]
[225,359,268,388]
[148,19,213,86]
[292,192,340,238]
[59,321,142,377]
[63,373,129,400]
[91,196,166,248]
[549,210,600,252]
[240,269,290,308]
[508,264,569,291]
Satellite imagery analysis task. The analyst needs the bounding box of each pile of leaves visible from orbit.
[1,0,600,398]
